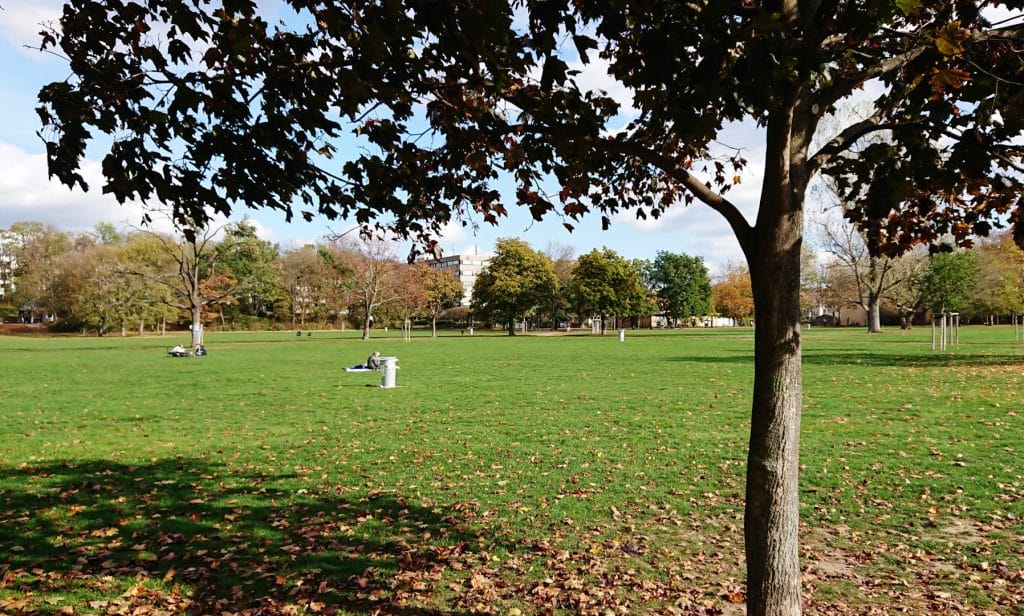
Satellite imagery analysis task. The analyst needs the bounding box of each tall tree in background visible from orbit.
[128,223,240,347]
[277,245,335,327]
[386,262,431,336]
[8,223,72,322]
[330,238,400,340]
[813,218,901,332]
[543,242,577,330]
[38,2,1024,613]
[567,247,650,332]
[59,243,151,335]
[973,230,1024,322]
[647,251,712,326]
[713,264,756,326]
[919,250,981,316]
[881,247,931,329]
[471,239,557,335]
[118,233,179,333]
[421,264,464,337]
[218,221,282,322]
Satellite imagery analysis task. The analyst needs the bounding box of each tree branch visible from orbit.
[807,111,885,175]
[602,137,755,254]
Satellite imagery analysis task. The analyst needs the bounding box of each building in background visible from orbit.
[426,254,490,307]
[0,237,14,301]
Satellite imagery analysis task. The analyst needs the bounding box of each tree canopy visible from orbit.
[647,251,712,324]
[471,238,557,335]
[566,247,650,329]
[37,2,1024,613]
[919,250,981,315]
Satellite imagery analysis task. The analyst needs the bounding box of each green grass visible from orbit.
[0,326,1021,614]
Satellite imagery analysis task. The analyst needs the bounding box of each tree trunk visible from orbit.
[742,97,810,612]
[362,314,372,340]
[432,316,437,337]
[866,299,882,333]
[190,306,203,347]
[746,227,803,616]
[506,317,516,336]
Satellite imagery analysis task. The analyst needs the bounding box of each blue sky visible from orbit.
[2,0,781,274]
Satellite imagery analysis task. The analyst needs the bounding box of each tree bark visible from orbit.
[746,223,803,616]
[741,100,808,615]
[866,299,882,333]
[190,305,203,347]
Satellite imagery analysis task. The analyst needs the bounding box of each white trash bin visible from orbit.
[618,328,625,342]
[380,356,398,388]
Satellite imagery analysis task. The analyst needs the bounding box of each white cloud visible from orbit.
[0,141,250,239]
[0,141,149,232]
[0,0,63,57]
[983,6,1024,26]
[568,56,638,118]
[437,219,469,248]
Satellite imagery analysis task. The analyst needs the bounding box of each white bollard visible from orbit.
[380,356,398,388]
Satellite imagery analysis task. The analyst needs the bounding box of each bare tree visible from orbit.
[127,221,241,347]
[542,242,576,329]
[277,246,335,327]
[882,247,930,329]
[812,215,902,332]
[329,238,402,340]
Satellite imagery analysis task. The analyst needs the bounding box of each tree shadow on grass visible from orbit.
[0,458,490,614]
[665,350,1023,369]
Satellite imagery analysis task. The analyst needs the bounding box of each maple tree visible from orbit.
[713,265,756,325]
[37,1,1024,613]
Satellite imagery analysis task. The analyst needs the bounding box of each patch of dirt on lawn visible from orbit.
[0,323,50,336]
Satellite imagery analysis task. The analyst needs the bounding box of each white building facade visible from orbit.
[426,254,490,307]
[0,237,15,300]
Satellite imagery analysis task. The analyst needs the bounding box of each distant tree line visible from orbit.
[0,220,464,338]
[0,221,723,335]
[804,226,1024,330]
[469,238,721,334]
[4,220,1016,336]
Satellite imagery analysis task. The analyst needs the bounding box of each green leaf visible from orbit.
[895,0,920,16]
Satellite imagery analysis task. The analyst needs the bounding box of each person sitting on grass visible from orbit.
[348,351,382,371]
[364,351,382,370]
[169,344,187,357]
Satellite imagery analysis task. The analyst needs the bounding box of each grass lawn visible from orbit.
[0,326,1021,614]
